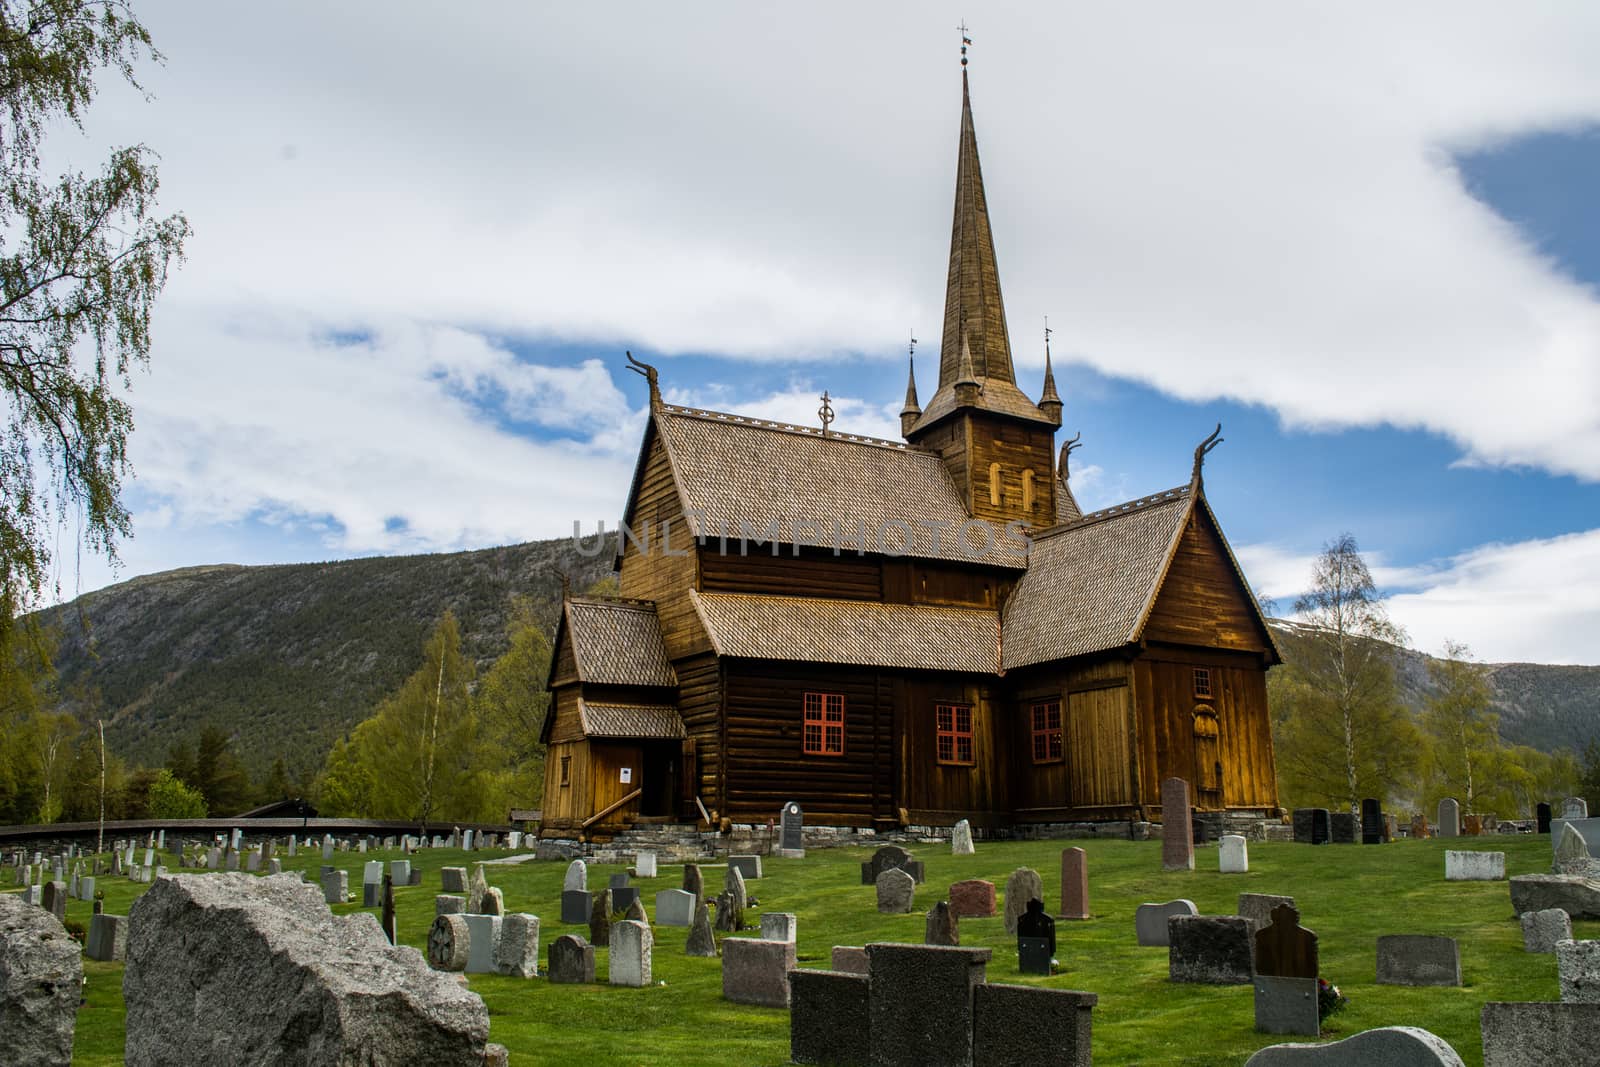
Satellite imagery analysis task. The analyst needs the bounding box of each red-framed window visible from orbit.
[1193,667,1212,698]
[1030,701,1063,764]
[803,692,845,756]
[935,703,975,765]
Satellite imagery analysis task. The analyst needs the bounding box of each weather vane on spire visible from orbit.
[908,330,918,359]
[1044,315,1053,357]
[958,21,971,67]
[818,390,835,436]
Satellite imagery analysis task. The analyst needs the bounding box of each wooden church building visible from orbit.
[540,69,1281,838]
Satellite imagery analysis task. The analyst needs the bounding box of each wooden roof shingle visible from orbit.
[580,701,687,740]
[563,598,677,687]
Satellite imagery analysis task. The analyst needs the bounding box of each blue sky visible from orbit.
[49,5,1600,665]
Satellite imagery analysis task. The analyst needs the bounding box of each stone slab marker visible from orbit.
[655,888,695,927]
[610,920,653,987]
[124,873,501,1065]
[721,937,796,1007]
[1059,848,1089,919]
[972,984,1096,1067]
[877,868,916,914]
[461,914,501,974]
[789,969,869,1067]
[1361,798,1384,844]
[634,852,657,878]
[85,913,127,961]
[1253,975,1319,1037]
[1292,808,1330,845]
[547,934,595,984]
[1481,1002,1600,1066]
[1135,899,1197,947]
[440,867,467,893]
[321,869,347,905]
[1239,893,1296,932]
[1554,823,1592,875]
[1376,934,1462,987]
[0,893,81,1066]
[860,845,924,885]
[1220,835,1249,874]
[729,855,762,880]
[949,879,996,918]
[1002,867,1044,933]
[1162,778,1195,870]
[867,943,991,1067]
[1169,915,1253,984]
[1556,939,1600,1002]
[951,819,975,856]
[685,902,718,957]
[1565,797,1590,820]
[589,890,613,947]
[1243,1026,1465,1065]
[1510,875,1600,920]
[925,901,960,946]
[682,864,704,908]
[760,912,797,943]
[560,889,589,925]
[1444,850,1505,881]
[495,914,539,978]
[41,879,67,921]
[830,946,868,974]
[1521,909,1572,953]
[1329,812,1359,844]
[1438,798,1461,837]
[427,914,470,971]
[778,800,805,858]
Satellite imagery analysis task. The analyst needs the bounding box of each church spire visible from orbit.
[900,335,922,436]
[1038,320,1062,427]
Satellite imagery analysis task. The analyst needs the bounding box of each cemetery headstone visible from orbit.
[951,818,975,856]
[866,943,991,1067]
[1136,899,1198,947]
[789,969,870,1067]
[860,845,924,885]
[608,872,631,891]
[778,800,805,857]
[761,912,797,943]
[1060,848,1090,919]
[321,837,333,861]
[725,865,748,913]
[1017,899,1055,975]
[1437,798,1460,837]
[461,914,501,973]
[547,934,595,984]
[426,913,470,972]
[1293,808,1329,844]
[1329,812,1359,844]
[1375,934,1462,986]
[1556,939,1600,1002]
[1361,799,1384,844]
[467,865,489,914]
[1520,908,1572,953]
[1253,975,1320,1038]
[86,912,127,962]
[41,880,67,922]
[1239,893,1296,933]
[1169,915,1254,984]
[1243,1026,1465,1065]
[877,867,915,914]
[634,852,657,878]
[481,888,504,917]
[972,984,1098,1067]
[1461,814,1483,836]
[1538,803,1553,835]
[0,894,82,1065]
[722,937,797,1008]
[1444,850,1505,881]
[1481,1002,1600,1065]
[925,901,960,946]
[1554,823,1592,875]
[560,889,590,925]
[380,876,396,945]
[610,920,653,987]
[495,914,539,978]
[950,878,997,918]
[321,869,347,906]
[1003,867,1044,933]
[830,946,869,974]
[1410,814,1431,839]
[1255,904,1317,979]
[1220,835,1249,874]
[656,888,695,927]
[686,902,718,957]
[589,890,613,946]
[683,864,704,908]
[390,860,411,886]
[1564,797,1590,821]
[287,836,296,857]
[563,859,587,893]
[713,888,743,932]
[624,897,647,924]
[1162,778,1195,870]
[78,876,95,902]
[440,867,467,893]
[436,895,465,917]
[729,855,762,880]
[268,859,282,876]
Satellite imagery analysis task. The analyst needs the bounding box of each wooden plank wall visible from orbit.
[551,622,578,686]
[898,675,1006,821]
[540,738,590,831]
[909,416,1057,532]
[722,663,892,826]
[589,742,643,830]
[1007,659,1132,816]
[1134,651,1277,811]
[700,546,881,600]
[676,654,722,815]
[1067,686,1134,808]
[618,429,707,660]
[1143,508,1272,654]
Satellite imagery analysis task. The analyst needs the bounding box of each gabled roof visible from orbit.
[648,405,1028,567]
[559,597,677,687]
[691,590,998,674]
[1002,487,1193,669]
[580,700,687,740]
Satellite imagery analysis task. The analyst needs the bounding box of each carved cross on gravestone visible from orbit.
[1254,903,1318,979]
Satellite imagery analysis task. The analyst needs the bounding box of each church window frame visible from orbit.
[1030,701,1063,764]
[560,755,571,787]
[803,691,846,757]
[935,702,976,765]
[1193,667,1212,698]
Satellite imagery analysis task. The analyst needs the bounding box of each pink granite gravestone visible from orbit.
[1162,778,1195,871]
[1059,848,1089,920]
[948,879,997,918]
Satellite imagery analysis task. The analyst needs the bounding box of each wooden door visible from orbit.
[589,743,643,828]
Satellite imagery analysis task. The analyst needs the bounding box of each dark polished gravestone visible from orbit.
[1538,802,1553,835]
[1255,904,1317,979]
[1017,899,1056,975]
[778,801,805,857]
[1292,808,1330,845]
[1329,812,1360,845]
[1169,915,1254,985]
[560,889,590,925]
[866,943,992,1067]
[1361,799,1385,844]
[860,845,924,886]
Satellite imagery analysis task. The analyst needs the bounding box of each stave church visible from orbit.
[539,64,1281,839]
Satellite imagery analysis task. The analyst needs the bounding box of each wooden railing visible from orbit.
[582,789,642,830]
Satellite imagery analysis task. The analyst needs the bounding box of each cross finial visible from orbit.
[818,391,835,436]
[958,21,971,67]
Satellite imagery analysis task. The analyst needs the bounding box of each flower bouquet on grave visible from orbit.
[1317,978,1348,1022]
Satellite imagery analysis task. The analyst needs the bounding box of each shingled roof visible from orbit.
[653,406,1029,567]
[562,598,677,687]
[579,701,687,740]
[691,590,998,674]
[1001,487,1193,670]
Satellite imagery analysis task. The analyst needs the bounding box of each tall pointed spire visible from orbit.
[1039,321,1062,427]
[900,354,922,436]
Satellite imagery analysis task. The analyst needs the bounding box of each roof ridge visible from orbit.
[1030,485,1191,541]
[695,590,997,617]
[568,595,658,611]
[661,403,918,454]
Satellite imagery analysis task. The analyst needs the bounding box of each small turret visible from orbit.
[1038,340,1062,428]
[954,332,981,406]
[900,355,922,437]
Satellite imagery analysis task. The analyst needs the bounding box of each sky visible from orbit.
[43,3,1600,665]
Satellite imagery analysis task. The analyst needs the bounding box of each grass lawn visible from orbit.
[28,832,1582,1065]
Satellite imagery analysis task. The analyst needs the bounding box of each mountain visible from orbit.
[1267,619,1600,755]
[32,537,615,778]
[27,548,1598,784]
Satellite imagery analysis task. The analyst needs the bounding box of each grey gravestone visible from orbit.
[1565,797,1590,820]
[686,903,718,957]
[867,943,991,1067]
[722,937,797,1008]
[729,855,762,880]
[588,890,613,947]
[683,864,704,907]
[761,912,797,943]
[779,801,805,857]
[389,859,411,886]
[877,867,916,914]
[725,866,748,912]
[1244,1026,1465,1066]
[563,859,587,893]
[1239,893,1296,932]
[0,894,82,1065]
[363,882,380,908]
[1162,778,1195,870]
[830,946,868,974]
[440,867,467,893]
[1002,867,1044,934]
[467,866,489,914]
[1511,874,1600,920]
[1521,909,1572,953]
[1438,798,1461,838]
[86,912,127,962]
[1329,812,1359,844]
[1292,808,1329,845]
[926,901,960,946]
[461,914,501,974]
[713,889,743,932]
[1254,975,1320,1037]
[951,819,975,856]
[426,914,469,971]
[655,888,695,927]
[790,969,869,1067]
[1554,823,1592,874]
[1376,934,1462,986]
[1481,1002,1600,1066]
[1361,799,1384,844]
[42,880,67,921]
[610,920,652,987]
[481,888,504,917]
[1136,899,1198,947]
[436,895,465,917]
[634,852,657,877]
[1557,939,1600,1002]
[495,914,539,978]
[321,870,347,906]
[547,934,594,984]
[612,887,639,914]
[608,872,630,891]
[860,845,923,886]
[1445,850,1505,881]
[972,984,1096,1067]
[624,897,647,924]
[560,889,590,924]
[1169,915,1253,984]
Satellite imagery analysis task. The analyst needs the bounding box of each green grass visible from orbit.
[31,834,1581,1065]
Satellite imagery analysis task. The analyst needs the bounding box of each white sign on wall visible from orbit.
[620,767,633,784]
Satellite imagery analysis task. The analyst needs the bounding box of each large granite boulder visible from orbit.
[0,894,81,1066]
[124,873,504,1066]
[1509,875,1600,921]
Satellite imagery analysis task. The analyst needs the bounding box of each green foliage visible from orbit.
[1581,740,1600,812]
[189,724,252,817]
[143,767,205,818]
[1420,641,1501,814]
[0,0,188,642]
[471,597,551,814]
